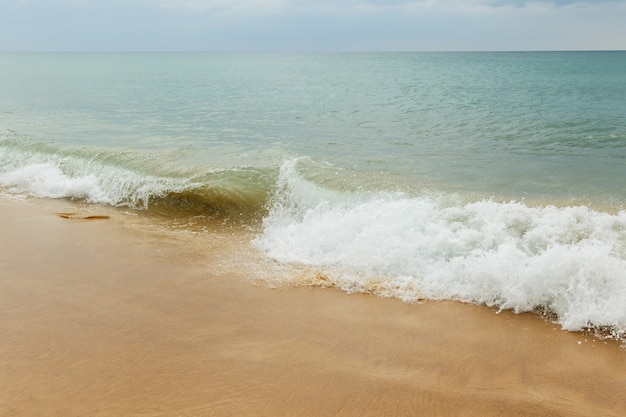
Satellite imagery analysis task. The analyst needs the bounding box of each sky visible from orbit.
[1,0,625,51]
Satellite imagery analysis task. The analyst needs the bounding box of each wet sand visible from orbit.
[1,197,625,417]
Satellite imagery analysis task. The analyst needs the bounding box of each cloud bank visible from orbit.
[1,0,625,51]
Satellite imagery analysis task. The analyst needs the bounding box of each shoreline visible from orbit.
[1,196,625,417]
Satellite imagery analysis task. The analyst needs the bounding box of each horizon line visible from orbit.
[1,49,625,54]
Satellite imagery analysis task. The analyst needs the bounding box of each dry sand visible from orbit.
[1,196,625,417]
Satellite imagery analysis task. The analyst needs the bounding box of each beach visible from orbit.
[1,196,624,417]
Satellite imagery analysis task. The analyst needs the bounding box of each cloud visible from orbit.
[1,0,625,51]
[152,0,286,15]
[486,0,622,6]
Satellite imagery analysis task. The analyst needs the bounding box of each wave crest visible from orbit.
[0,135,271,222]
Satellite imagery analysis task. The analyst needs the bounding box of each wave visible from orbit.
[5,133,626,339]
[255,159,626,339]
[0,134,272,222]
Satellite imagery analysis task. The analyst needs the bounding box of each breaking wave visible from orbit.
[0,134,272,221]
[255,159,626,339]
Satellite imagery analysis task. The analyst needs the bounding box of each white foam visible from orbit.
[0,162,110,203]
[255,159,626,335]
[0,144,192,208]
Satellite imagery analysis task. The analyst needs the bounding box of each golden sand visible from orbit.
[0,197,624,417]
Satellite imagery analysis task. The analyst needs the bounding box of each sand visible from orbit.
[1,196,625,417]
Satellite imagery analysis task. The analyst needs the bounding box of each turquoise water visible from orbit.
[1,52,626,337]
[2,52,625,202]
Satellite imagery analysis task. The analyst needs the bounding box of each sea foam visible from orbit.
[255,159,626,337]
[0,162,109,202]
[0,139,193,208]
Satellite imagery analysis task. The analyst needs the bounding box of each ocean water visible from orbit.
[1,51,625,339]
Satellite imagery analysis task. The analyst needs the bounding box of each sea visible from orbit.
[1,51,625,340]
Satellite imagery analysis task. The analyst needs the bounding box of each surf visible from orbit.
[0,133,273,223]
[255,158,626,340]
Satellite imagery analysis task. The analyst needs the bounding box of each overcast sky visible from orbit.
[1,0,625,51]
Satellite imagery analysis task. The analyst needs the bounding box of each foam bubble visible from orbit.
[255,159,626,336]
